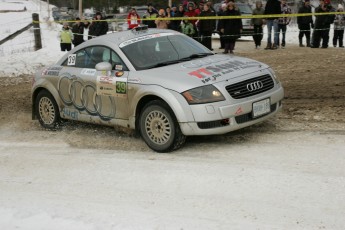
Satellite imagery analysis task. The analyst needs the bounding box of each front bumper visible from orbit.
[179,85,284,136]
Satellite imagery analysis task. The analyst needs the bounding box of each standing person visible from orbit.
[219,1,242,54]
[144,3,158,28]
[72,17,84,47]
[217,3,227,49]
[198,3,216,50]
[277,0,291,48]
[127,8,141,29]
[184,2,198,38]
[252,0,265,49]
[83,19,92,40]
[297,0,314,47]
[311,0,335,48]
[333,4,345,47]
[89,12,108,38]
[59,22,73,52]
[170,4,184,31]
[180,16,195,37]
[264,0,281,50]
[155,8,170,29]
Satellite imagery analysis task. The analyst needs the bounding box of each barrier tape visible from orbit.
[32,11,345,24]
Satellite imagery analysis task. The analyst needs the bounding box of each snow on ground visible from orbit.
[1,1,345,230]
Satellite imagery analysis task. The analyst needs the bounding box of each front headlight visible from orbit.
[268,68,280,84]
[182,85,225,105]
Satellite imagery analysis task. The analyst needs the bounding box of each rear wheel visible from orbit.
[139,100,186,152]
[35,90,61,129]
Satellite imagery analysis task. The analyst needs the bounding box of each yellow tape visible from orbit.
[32,11,345,24]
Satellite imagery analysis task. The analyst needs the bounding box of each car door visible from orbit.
[60,45,130,124]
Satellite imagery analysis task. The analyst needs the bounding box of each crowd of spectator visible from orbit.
[60,0,345,52]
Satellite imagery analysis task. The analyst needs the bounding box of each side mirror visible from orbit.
[95,62,112,71]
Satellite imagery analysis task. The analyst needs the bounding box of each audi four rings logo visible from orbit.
[247,81,263,92]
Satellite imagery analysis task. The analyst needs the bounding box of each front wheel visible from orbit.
[139,100,186,153]
[35,90,61,129]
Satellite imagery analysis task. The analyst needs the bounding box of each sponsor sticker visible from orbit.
[81,69,97,76]
[96,76,127,98]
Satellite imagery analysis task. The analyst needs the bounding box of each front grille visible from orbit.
[226,74,274,99]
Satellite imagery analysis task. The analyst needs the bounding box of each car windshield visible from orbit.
[120,34,213,70]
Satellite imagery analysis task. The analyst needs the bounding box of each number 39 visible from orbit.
[67,54,76,66]
[116,82,127,94]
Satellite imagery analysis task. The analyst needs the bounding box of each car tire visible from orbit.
[139,100,186,153]
[35,90,61,130]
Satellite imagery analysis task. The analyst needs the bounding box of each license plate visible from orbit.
[252,98,271,118]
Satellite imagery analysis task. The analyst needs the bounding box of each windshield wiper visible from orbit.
[179,53,214,61]
[145,60,181,69]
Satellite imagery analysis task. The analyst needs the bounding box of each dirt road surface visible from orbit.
[0,42,345,229]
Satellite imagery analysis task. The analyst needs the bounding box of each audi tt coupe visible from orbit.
[32,25,284,152]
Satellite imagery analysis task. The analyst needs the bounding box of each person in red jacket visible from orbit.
[127,8,141,29]
[184,2,198,39]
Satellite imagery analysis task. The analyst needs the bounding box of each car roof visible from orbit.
[86,28,177,47]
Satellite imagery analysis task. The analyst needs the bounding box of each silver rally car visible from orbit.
[32,26,284,152]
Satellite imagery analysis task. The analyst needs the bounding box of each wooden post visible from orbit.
[32,13,42,51]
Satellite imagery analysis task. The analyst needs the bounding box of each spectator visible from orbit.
[83,19,92,40]
[278,0,291,48]
[264,0,281,50]
[72,17,84,47]
[184,1,198,36]
[155,8,170,29]
[180,16,195,37]
[219,1,243,54]
[127,8,141,29]
[166,6,172,18]
[195,1,205,15]
[297,0,314,47]
[198,3,216,50]
[311,0,335,48]
[333,4,345,47]
[170,4,184,31]
[89,12,108,38]
[59,22,73,51]
[217,3,228,49]
[144,3,158,28]
[252,0,265,49]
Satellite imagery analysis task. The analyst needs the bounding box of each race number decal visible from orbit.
[116,81,127,94]
[67,54,76,66]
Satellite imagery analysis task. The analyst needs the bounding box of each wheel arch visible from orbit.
[32,86,61,120]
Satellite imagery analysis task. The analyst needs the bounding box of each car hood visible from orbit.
[128,54,269,93]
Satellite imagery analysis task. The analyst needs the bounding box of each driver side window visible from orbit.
[62,46,128,71]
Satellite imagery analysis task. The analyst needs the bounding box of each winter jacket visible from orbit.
[252,8,265,26]
[334,14,345,30]
[127,12,141,29]
[314,5,335,29]
[60,27,73,44]
[198,9,216,33]
[297,4,313,26]
[72,22,84,45]
[144,9,158,28]
[278,3,291,25]
[181,21,195,36]
[89,19,108,37]
[219,8,243,41]
[155,16,170,29]
[264,0,281,20]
